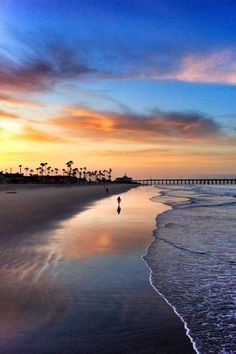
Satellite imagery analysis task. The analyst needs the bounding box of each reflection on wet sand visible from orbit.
[0,187,194,354]
[51,188,167,260]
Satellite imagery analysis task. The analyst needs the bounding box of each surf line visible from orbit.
[142,192,200,354]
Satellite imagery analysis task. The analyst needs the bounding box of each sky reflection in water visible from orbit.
[52,188,168,260]
[0,187,194,354]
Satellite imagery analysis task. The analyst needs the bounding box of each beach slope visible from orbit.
[0,184,137,237]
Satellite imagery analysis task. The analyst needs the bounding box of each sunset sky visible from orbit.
[1,0,236,178]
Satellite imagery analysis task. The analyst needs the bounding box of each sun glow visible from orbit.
[0,121,21,133]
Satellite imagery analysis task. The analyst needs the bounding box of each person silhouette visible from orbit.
[117,196,121,204]
[117,205,121,214]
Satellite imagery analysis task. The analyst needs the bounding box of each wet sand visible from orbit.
[0,184,136,238]
[0,185,195,353]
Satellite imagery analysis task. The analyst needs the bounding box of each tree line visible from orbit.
[1,161,112,183]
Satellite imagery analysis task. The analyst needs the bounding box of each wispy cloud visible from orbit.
[51,105,225,143]
[0,93,44,107]
[1,31,236,95]
[96,148,236,160]
[14,125,67,143]
[0,40,95,93]
[152,49,236,85]
[0,109,19,119]
[102,48,236,85]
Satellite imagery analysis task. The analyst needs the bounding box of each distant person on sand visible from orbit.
[106,187,109,194]
[117,196,121,204]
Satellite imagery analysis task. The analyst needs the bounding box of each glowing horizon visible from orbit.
[1,0,236,178]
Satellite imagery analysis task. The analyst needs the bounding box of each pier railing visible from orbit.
[134,179,236,185]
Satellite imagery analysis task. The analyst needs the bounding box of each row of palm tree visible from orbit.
[16,161,112,182]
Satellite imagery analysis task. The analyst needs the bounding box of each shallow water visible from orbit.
[144,185,236,354]
[0,187,194,354]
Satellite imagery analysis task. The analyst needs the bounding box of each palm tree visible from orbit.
[93,170,97,182]
[30,169,34,176]
[79,168,83,179]
[88,171,93,182]
[103,169,108,181]
[55,168,59,176]
[19,165,22,174]
[47,166,51,176]
[92,171,97,182]
[44,163,48,176]
[24,167,29,176]
[40,163,45,175]
[108,168,112,181]
[72,168,78,177]
[66,160,74,176]
[83,167,87,179]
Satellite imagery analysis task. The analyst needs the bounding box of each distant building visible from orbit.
[115,174,133,183]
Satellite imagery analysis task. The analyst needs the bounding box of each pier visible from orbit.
[134,179,236,185]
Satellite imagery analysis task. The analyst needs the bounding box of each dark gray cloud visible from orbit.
[0,39,95,92]
[2,29,236,96]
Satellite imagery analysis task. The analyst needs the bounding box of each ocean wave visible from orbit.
[144,185,236,353]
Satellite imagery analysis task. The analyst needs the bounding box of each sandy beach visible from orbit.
[0,184,136,238]
[0,185,195,354]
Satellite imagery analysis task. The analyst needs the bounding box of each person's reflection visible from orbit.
[117,196,121,214]
[117,205,121,214]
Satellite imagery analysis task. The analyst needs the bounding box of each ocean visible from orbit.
[144,185,236,354]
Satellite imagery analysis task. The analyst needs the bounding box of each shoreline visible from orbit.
[144,185,236,353]
[143,188,198,354]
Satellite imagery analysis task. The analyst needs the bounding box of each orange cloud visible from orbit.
[0,93,44,107]
[96,148,236,161]
[0,109,18,119]
[14,125,67,143]
[51,106,224,144]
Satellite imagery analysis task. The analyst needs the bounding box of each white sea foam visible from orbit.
[144,185,236,354]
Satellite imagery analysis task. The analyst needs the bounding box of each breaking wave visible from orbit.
[144,185,236,354]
